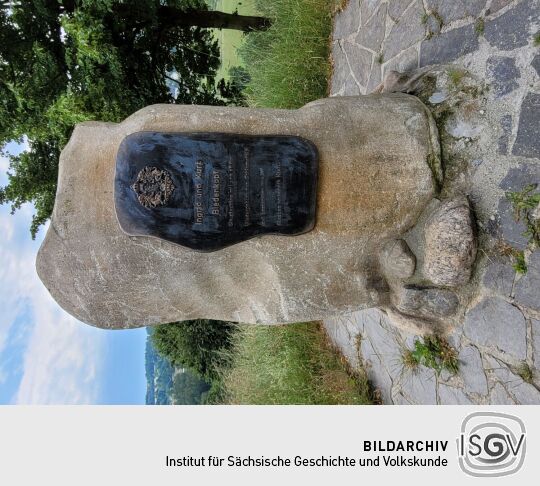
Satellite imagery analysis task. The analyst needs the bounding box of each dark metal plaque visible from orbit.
[114,132,318,251]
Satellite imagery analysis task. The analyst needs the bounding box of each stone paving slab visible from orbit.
[327,0,540,404]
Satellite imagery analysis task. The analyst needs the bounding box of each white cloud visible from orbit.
[0,204,105,404]
[13,286,104,404]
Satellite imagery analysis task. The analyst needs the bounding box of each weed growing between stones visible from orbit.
[447,67,466,88]
[506,184,540,247]
[534,32,540,47]
[421,13,428,25]
[474,18,485,36]
[401,336,459,375]
[377,52,384,64]
[517,362,534,384]
[493,240,528,274]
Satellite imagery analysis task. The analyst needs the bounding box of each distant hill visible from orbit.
[145,328,211,405]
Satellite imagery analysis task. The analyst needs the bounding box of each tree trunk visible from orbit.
[157,7,271,32]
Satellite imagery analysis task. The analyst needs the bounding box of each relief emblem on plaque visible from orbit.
[114,132,319,251]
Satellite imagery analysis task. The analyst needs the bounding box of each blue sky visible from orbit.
[0,142,147,405]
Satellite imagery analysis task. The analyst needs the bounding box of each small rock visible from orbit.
[383,1,426,60]
[497,114,512,154]
[425,0,487,24]
[420,23,479,66]
[392,285,459,319]
[486,56,521,98]
[482,261,515,297]
[484,0,537,50]
[514,251,540,312]
[424,198,477,287]
[512,93,540,159]
[464,297,527,359]
[381,239,416,280]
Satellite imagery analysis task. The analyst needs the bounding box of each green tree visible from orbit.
[151,319,237,381]
[0,0,266,237]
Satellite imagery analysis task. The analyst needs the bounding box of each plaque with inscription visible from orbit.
[114,132,318,251]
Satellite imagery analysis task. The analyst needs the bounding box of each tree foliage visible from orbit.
[0,0,251,237]
[150,319,237,382]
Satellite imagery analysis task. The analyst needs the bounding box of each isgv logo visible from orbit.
[457,412,526,477]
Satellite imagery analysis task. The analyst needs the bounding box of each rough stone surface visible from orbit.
[388,0,413,20]
[484,0,539,50]
[383,1,426,60]
[486,56,521,98]
[356,2,387,52]
[514,251,540,311]
[343,41,373,87]
[482,261,515,297]
[459,346,488,395]
[37,97,440,328]
[532,54,540,77]
[490,383,516,404]
[331,42,350,93]
[366,64,382,93]
[488,0,513,15]
[533,319,540,368]
[399,367,438,404]
[392,285,459,319]
[361,0,381,24]
[382,46,419,78]
[424,198,477,287]
[327,0,540,404]
[333,0,361,39]
[496,197,529,250]
[420,24,479,66]
[425,0,487,24]
[380,239,416,280]
[497,114,512,154]
[512,93,540,158]
[438,384,473,404]
[464,297,527,359]
[486,355,540,404]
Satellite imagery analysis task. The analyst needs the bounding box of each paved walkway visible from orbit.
[325,0,540,404]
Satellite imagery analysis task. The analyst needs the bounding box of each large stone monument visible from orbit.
[36,95,475,329]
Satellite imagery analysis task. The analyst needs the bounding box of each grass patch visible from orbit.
[238,0,341,108]
[402,335,459,375]
[475,18,485,35]
[506,184,540,248]
[517,362,534,384]
[221,322,373,404]
[447,67,466,88]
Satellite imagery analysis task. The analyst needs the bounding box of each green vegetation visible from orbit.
[151,319,237,382]
[512,250,528,275]
[447,67,466,88]
[222,322,372,404]
[475,18,485,36]
[149,321,372,404]
[421,13,429,25]
[0,0,262,237]
[377,53,384,64]
[506,184,540,248]
[534,32,540,47]
[402,335,459,375]
[517,362,534,384]
[238,0,341,108]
